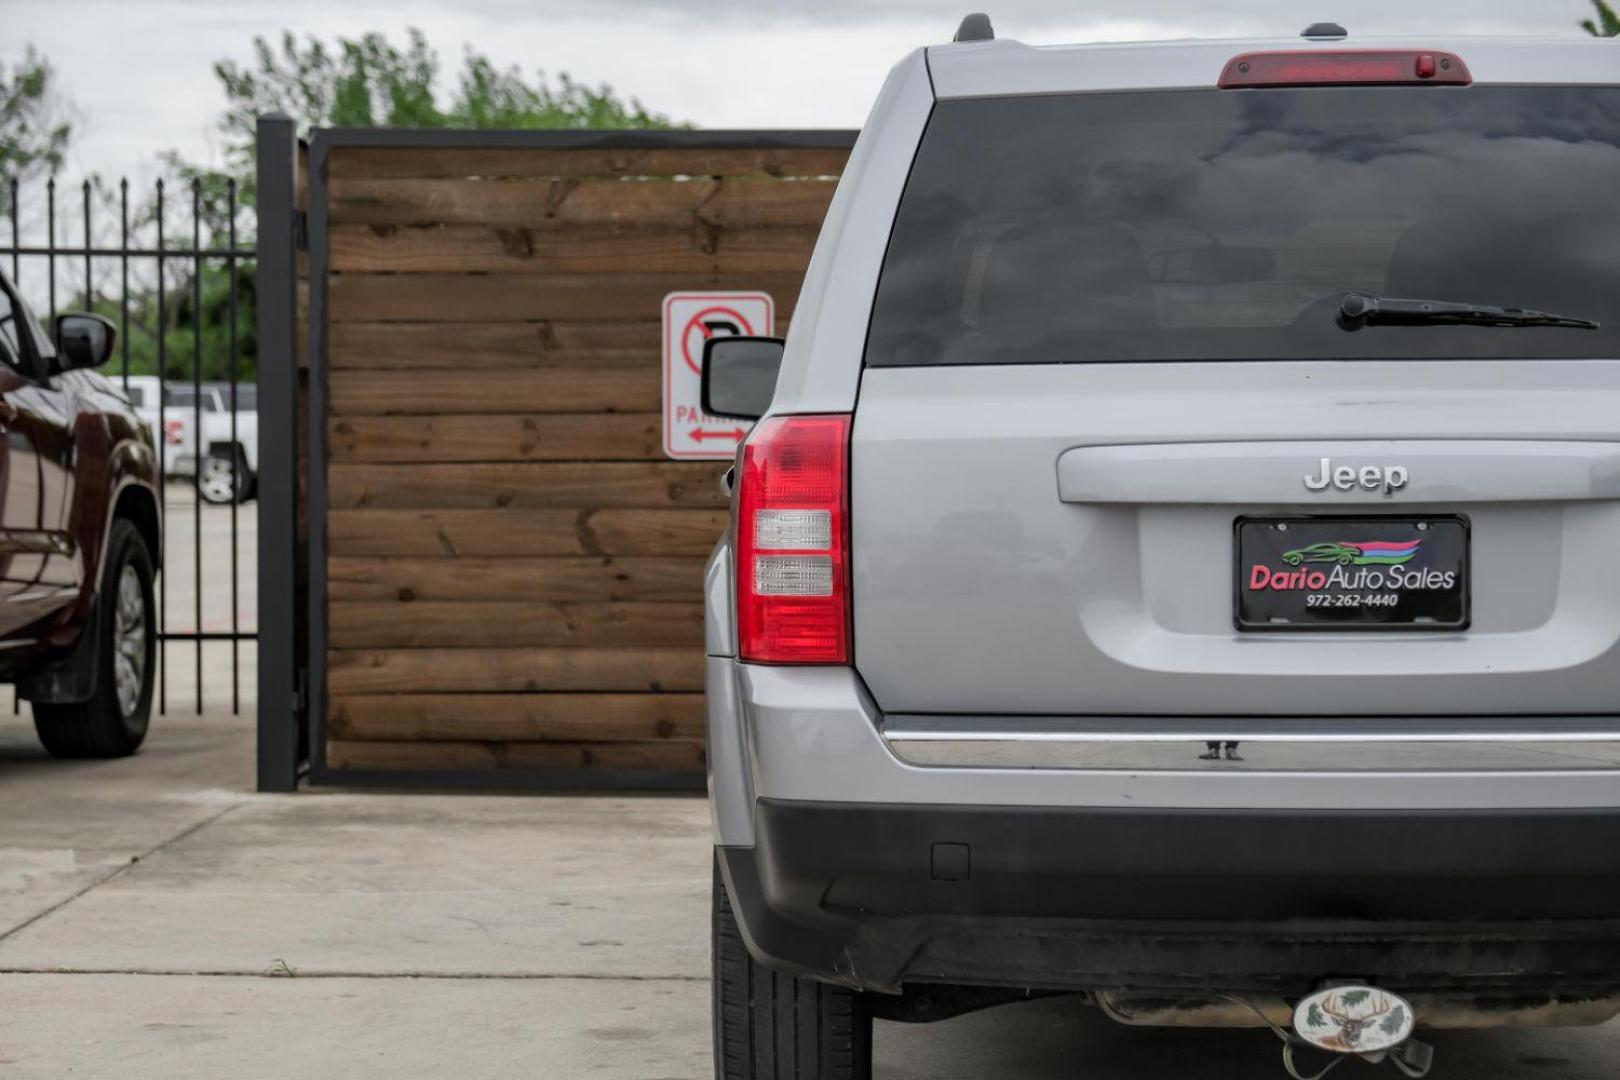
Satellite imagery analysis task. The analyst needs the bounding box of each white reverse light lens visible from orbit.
[754,555,834,596]
[753,509,832,550]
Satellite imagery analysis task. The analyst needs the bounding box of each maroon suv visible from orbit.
[0,269,161,757]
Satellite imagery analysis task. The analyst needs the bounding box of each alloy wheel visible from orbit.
[113,563,147,717]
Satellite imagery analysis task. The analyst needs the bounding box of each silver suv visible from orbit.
[703,18,1620,1079]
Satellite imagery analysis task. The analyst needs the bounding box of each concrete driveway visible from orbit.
[1,714,1616,1079]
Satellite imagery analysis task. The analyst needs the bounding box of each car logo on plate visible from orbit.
[1280,540,1422,568]
[1293,986,1415,1054]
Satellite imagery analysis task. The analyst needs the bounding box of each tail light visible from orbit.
[163,419,184,446]
[736,414,851,664]
[1219,50,1471,89]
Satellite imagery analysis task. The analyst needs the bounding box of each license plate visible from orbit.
[1235,516,1469,631]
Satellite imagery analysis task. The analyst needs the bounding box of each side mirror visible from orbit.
[701,336,784,421]
[55,313,117,371]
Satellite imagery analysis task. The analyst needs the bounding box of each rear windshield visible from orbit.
[865,87,1620,366]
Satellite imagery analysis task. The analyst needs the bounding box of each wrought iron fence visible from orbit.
[1,175,256,714]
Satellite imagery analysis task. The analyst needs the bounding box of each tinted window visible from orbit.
[165,385,219,411]
[866,87,1620,366]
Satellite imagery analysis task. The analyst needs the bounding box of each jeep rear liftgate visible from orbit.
[851,363,1620,717]
[851,83,1620,720]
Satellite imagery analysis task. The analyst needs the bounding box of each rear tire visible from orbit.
[33,520,156,758]
[713,854,872,1080]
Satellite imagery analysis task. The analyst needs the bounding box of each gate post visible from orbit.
[256,112,304,792]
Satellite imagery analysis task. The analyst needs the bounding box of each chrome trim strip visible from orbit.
[884,727,1620,772]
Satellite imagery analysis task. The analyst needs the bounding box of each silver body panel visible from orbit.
[851,362,1620,717]
[767,48,933,416]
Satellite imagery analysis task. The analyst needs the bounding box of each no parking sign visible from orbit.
[661,291,774,460]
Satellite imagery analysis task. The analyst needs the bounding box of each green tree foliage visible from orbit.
[0,46,74,217]
[451,54,680,130]
[72,264,256,384]
[1583,0,1620,35]
[207,28,683,184]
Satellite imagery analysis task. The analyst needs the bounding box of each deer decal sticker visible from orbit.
[1292,987,1416,1055]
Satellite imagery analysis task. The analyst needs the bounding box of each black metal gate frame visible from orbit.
[2,176,256,719]
[256,119,859,792]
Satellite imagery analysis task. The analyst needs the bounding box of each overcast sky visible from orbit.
[4,0,1609,185]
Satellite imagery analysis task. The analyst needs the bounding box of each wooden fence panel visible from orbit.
[329,224,821,275]
[329,321,660,369]
[316,138,851,779]
[324,145,851,180]
[328,462,728,511]
[326,176,839,229]
[327,270,803,323]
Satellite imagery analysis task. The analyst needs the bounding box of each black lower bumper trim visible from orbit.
[720,800,1620,995]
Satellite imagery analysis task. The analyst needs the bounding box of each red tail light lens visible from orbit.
[1219,50,1472,89]
[736,414,851,665]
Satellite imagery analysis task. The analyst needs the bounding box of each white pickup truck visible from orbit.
[118,376,258,504]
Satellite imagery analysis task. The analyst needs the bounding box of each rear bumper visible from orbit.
[708,660,1620,994]
[713,662,1620,820]
[722,799,1620,995]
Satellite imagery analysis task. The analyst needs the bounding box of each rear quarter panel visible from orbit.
[766,47,933,416]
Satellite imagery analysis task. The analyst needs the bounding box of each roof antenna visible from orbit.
[1301,22,1349,39]
[954,13,995,42]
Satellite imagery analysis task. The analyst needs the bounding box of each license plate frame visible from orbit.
[1234,515,1470,632]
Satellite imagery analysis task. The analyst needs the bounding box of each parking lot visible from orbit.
[0,712,1617,1079]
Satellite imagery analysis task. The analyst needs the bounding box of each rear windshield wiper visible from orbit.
[1337,292,1600,331]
